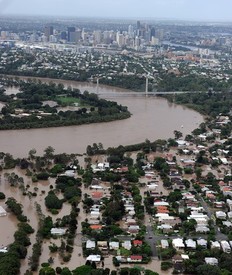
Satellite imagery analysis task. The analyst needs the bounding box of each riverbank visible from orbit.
[0,76,204,158]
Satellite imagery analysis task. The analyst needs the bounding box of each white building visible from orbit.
[211,241,221,249]
[0,206,6,217]
[172,238,185,250]
[221,241,231,253]
[185,239,196,250]
[205,257,218,266]
[86,240,96,249]
[50,228,67,235]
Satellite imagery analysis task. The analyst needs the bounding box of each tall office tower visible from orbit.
[116,32,125,47]
[44,25,54,39]
[69,30,81,43]
[145,29,152,42]
[60,31,67,40]
[67,27,76,42]
[137,21,141,30]
[128,25,134,38]
[93,30,102,44]
[103,31,111,44]
[156,29,164,41]
[151,27,156,38]
[135,36,140,47]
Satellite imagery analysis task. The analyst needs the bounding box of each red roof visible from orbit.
[92,192,103,199]
[133,240,143,246]
[90,225,102,230]
[130,255,142,260]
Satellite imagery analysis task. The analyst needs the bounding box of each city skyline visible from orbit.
[0,0,232,22]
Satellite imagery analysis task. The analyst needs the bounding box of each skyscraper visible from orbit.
[67,27,76,42]
[44,25,54,39]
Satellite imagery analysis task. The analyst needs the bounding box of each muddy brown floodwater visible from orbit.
[0,78,204,274]
[1,78,203,158]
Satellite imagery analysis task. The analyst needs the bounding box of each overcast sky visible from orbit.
[1,0,232,22]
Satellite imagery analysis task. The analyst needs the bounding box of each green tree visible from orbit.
[196,264,220,275]
[45,191,63,210]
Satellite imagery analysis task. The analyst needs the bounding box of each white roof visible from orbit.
[161,240,169,248]
[221,240,231,249]
[196,226,209,232]
[86,255,101,262]
[205,257,218,265]
[154,201,169,206]
[0,206,6,216]
[172,238,185,248]
[215,211,227,218]
[197,239,207,246]
[211,241,220,248]
[86,240,96,249]
[185,239,196,248]
[50,228,66,235]
[109,242,119,249]
[157,224,172,229]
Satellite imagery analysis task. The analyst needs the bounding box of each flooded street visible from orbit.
[0,79,204,274]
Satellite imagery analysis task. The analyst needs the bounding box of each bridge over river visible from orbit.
[96,90,207,97]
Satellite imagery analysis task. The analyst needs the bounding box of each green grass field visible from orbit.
[57,96,81,104]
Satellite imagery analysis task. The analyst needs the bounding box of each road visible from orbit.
[197,194,228,240]
[144,223,158,258]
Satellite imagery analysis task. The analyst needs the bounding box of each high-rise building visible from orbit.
[69,30,81,43]
[67,27,76,42]
[60,31,67,40]
[93,30,102,45]
[44,25,54,39]
[128,25,134,38]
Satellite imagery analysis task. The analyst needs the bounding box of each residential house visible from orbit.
[97,241,108,253]
[205,257,219,266]
[185,239,196,250]
[86,240,96,249]
[86,255,101,262]
[91,191,103,202]
[128,255,142,262]
[221,241,231,253]
[161,240,169,249]
[121,241,132,250]
[214,201,225,208]
[227,199,232,211]
[215,211,227,220]
[196,225,210,233]
[133,240,143,247]
[157,224,173,233]
[222,187,232,197]
[0,206,6,217]
[50,228,67,236]
[90,225,103,231]
[211,241,221,250]
[222,221,232,228]
[109,241,119,250]
[172,238,185,250]
[128,225,140,234]
[197,239,207,248]
[227,211,232,220]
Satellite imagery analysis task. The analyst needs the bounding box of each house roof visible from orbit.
[92,192,103,199]
[133,240,143,246]
[90,225,102,230]
[86,255,101,262]
[130,255,142,260]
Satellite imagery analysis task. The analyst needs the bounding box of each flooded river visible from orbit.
[0,79,204,274]
[1,79,203,158]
